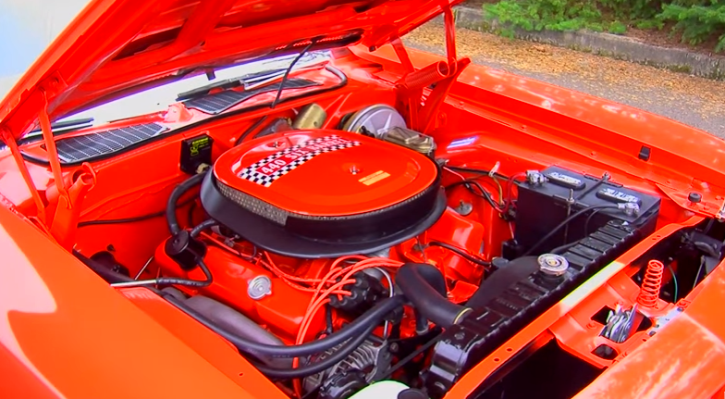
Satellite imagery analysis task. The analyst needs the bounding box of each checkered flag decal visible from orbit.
[239,135,361,187]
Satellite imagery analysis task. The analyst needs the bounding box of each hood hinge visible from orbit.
[395,1,469,132]
[38,91,97,249]
[0,126,48,225]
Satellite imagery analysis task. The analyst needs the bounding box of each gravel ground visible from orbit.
[404,23,725,138]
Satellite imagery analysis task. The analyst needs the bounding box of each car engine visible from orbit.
[102,101,660,399]
[52,89,697,399]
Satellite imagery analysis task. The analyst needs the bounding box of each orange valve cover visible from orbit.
[201,129,445,258]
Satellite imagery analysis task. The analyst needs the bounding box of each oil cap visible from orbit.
[537,254,569,276]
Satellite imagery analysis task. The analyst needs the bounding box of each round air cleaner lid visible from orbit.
[201,129,445,258]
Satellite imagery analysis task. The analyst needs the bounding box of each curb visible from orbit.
[435,6,725,81]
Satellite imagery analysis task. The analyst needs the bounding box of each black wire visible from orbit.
[150,257,213,288]
[78,196,196,227]
[445,165,510,180]
[522,205,620,256]
[551,240,580,254]
[232,42,317,146]
[234,115,268,145]
[190,219,218,238]
[271,41,316,109]
[445,180,503,211]
[379,331,444,380]
[584,208,602,235]
[325,304,334,335]
[255,324,376,379]
[427,241,491,267]
[142,219,217,288]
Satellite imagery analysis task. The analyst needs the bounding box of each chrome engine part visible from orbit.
[341,104,406,137]
[304,340,392,393]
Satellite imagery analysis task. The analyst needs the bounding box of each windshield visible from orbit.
[57,50,332,126]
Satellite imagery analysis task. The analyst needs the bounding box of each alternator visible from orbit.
[304,340,392,394]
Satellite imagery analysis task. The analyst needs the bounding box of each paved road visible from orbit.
[406,24,725,138]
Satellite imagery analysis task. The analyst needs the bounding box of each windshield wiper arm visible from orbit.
[175,68,294,101]
[175,77,245,102]
[176,54,330,102]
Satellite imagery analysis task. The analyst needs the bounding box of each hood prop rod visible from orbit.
[39,92,71,209]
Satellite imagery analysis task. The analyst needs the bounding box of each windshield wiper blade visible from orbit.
[175,67,312,102]
[19,117,96,144]
[182,78,321,115]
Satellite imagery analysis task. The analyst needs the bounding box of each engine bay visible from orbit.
[5,47,725,399]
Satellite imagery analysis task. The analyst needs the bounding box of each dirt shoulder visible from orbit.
[404,23,725,137]
[461,1,722,56]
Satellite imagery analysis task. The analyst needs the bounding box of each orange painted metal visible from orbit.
[352,44,725,219]
[213,130,438,216]
[572,256,725,399]
[0,201,274,399]
[393,207,487,286]
[119,287,289,398]
[154,243,326,341]
[0,0,463,139]
[0,0,725,397]
[0,128,47,225]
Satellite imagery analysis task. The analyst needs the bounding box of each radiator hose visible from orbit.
[395,263,471,328]
[162,293,405,358]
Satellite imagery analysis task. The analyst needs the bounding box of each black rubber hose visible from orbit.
[167,172,207,235]
[152,258,213,288]
[254,324,377,379]
[162,293,405,357]
[395,263,470,328]
[190,219,217,238]
[414,309,429,335]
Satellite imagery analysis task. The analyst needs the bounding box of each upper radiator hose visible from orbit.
[395,263,471,328]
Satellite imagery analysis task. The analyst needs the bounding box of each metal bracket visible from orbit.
[391,37,414,74]
[39,91,71,209]
[716,198,725,221]
[0,126,47,224]
[395,1,468,133]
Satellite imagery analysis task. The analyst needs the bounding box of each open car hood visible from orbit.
[0,0,461,140]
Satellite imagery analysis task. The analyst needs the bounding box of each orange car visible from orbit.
[2,1,725,398]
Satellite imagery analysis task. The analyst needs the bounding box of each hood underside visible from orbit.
[0,0,461,140]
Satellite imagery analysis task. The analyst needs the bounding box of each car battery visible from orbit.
[508,166,660,257]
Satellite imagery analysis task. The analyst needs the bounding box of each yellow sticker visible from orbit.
[359,170,390,186]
